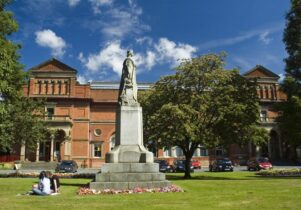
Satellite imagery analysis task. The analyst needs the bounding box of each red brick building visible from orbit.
[9,59,291,167]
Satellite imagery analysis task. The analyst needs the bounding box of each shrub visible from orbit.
[256,168,301,177]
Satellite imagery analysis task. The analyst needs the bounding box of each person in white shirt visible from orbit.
[32,171,51,196]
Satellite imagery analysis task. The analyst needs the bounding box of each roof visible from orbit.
[29,58,77,73]
[243,65,280,79]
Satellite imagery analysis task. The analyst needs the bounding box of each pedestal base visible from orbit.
[90,163,171,190]
[105,145,154,163]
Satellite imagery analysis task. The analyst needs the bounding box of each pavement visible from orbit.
[0,164,300,175]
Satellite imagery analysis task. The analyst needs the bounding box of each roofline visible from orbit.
[28,58,78,73]
[90,82,152,90]
[242,65,280,79]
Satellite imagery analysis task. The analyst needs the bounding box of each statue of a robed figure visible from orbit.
[118,50,138,106]
[90,50,170,190]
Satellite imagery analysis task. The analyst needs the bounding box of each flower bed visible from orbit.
[256,168,301,177]
[77,184,183,195]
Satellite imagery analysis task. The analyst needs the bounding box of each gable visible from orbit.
[243,65,280,79]
[30,58,77,73]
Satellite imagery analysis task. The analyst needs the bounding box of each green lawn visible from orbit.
[0,172,300,210]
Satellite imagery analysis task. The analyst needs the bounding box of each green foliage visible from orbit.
[140,53,266,178]
[0,0,47,152]
[283,0,301,80]
[276,96,301,147]
[276,0,301,152]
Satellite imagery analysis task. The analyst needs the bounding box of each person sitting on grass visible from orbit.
[32,171,51,196]
[45,171,60,193]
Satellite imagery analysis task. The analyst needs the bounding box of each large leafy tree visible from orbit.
[276,0,301,158]
[140,53,268,178]
[0,0,47,153]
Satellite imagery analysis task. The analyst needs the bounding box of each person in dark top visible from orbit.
[50,174,60,193]
[45,171,60,193]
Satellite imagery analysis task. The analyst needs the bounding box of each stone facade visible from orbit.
[12,59,288,167]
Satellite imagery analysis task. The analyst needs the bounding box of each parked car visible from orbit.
[173,160,194,173]
[209,158,234,172]
[247,157,272,171]
[154,160,174,173]
[55,160,78,173]
[191,160,202,169]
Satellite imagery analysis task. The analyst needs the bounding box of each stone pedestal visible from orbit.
[90,105,170,190]
[105,106,154,163]
[90,163,170,190]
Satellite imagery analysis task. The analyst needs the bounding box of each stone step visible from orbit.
[95,172,166,182]
[101,163,159,173]
[90,180,171,190]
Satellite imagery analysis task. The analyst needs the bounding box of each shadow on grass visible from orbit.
[166,174,256,181]
[248,175,301,179]
[60,183,88,187]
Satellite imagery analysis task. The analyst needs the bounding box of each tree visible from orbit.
[140,53,268,178]
[283,0,301,81]
[0,0,47,153]
[276,0,301,158]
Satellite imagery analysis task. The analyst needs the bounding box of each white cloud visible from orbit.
[84,0,149,39]
[278,73,285,82]
[136,36,153,46]
[77,75,88,84]
[68,0,81,7]
[155,38,197,65]
[259,31,272,45]
[78,52,86,63]
[82,41,126,75]
[231,56,253,70]
[199,24,282,50]
[89,0,114,14]
[78,38,197,77]
[35,29,66,57]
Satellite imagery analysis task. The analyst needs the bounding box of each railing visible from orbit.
[44,115,71,121]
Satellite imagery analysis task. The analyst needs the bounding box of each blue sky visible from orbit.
[8,0,290,83]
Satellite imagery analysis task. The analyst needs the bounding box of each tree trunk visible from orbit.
[184,154,192,179]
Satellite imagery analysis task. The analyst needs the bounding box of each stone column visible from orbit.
[171,147,177,157]
[36,142,40,162]
[20,143,26,161]
[50,136,54,162]
[195,148,201,157]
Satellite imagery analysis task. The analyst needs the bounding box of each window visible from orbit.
[47,107,54,119]
[93,143,102,157]
[175,147,183,157]
[94,129,102,136]
[163,147,172,157]
[215,147,224,156]
[260,110,267,122]
[200,148,208,156]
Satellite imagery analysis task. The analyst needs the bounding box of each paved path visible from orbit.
[1,164,300,175]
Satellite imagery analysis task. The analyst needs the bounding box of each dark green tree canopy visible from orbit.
[140,53,268,178]
[0,0,47,152]
[276,0,301,154]
[283,0,301,80]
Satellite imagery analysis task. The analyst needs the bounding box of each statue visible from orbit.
[118,50,138,105]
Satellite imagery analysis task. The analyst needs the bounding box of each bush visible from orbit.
[0,163,14,170]
[256,168,301,177]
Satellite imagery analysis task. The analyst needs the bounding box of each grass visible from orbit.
[0,172,300,210]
